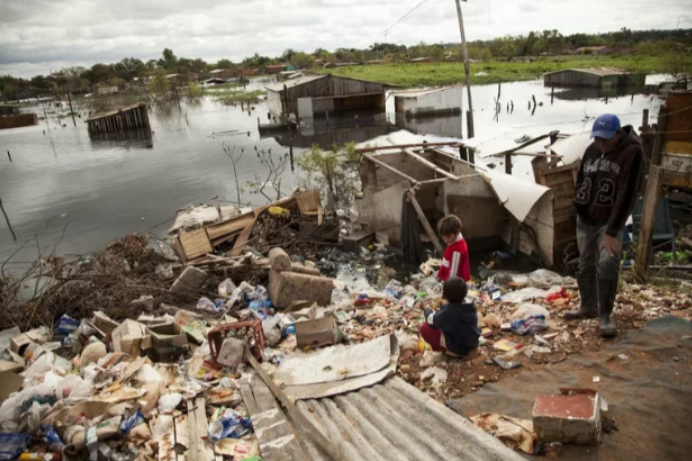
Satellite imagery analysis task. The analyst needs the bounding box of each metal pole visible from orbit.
[67,91,76,127]
[454,0,474,138]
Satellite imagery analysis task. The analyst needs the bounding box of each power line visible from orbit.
[366,0,434,46]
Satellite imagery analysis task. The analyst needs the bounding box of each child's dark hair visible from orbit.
[443,277,468,303]
[438,215,462,237]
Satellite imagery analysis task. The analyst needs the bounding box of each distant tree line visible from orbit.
[1,27,690,101]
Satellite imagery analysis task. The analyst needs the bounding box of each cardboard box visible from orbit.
[174,310,206,345]
[92,311,119,334]
[111,320,151,357]
[25,328,48,345]
[147,322,188,348]
[295,317,337,348]
[148,345,188,362]
[0,359,25,403]
[10,334,35,356]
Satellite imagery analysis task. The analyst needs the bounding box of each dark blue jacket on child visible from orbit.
[427,302,481,355]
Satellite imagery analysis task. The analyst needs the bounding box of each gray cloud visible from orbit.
[0,0,688,78]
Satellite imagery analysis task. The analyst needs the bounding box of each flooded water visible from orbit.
[0,75,669,264]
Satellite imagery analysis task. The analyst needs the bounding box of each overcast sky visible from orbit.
[0,0,689,78]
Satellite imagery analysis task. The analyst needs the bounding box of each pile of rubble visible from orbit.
[2,190,692,460]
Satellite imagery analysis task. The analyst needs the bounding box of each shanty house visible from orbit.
[354,146,557,267]
[266,74,388,119]
[394,86,462,117]
[543,68,645,89]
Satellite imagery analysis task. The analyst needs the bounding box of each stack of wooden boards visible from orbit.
[172,190,323,264]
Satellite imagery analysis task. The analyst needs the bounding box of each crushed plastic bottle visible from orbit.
[249,300,273,320]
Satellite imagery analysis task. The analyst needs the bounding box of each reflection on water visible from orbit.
[0,76,667,264]
[89,127,154,149]
[551,85,647,102]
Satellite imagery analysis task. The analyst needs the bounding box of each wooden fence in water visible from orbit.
[86,102,150,135]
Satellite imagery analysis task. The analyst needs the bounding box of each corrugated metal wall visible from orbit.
[544,70,601,87]
[285,76,386,116]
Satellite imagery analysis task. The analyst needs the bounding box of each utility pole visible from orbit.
[454,0,474,138]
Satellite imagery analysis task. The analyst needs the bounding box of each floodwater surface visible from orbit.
[0,75,669,264]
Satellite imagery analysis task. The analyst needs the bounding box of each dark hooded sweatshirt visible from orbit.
[573,125,644,237]
[427,302,480,355]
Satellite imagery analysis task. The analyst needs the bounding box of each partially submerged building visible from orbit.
[394,86,462,118]
[543,68,645,89]
[85,102,150,135]
[266,75,388,120]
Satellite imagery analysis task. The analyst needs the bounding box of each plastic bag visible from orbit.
[420,276,442,295]
[155,263,174,280]
[262,318,282,347]
[208,409,253,442]
[158,393,182,414]
[0,433,30,461]
[383,280,403,299]
[247,286,268,302]
[511,315,549,335]
[39,424,64,451]
[510,303,550,321]
[501,288,549,303]
[150,415,173,443]
[57,315,80,335]
[57,375,93,400]
[218,279,237,298]
[120,410,145,434]
[197,297,226,313]
[249,300,273,321]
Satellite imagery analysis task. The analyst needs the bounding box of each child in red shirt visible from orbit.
[437,215,470,282]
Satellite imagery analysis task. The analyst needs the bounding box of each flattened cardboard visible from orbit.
[173,310,206,345]
[10,334,35,356]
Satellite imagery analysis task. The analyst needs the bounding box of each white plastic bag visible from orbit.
[510,303,551,321]
[57,375,93,400]
[218,279,237,298]
[501,288,549,303]
[158,393,182,414]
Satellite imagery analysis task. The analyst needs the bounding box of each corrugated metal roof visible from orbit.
[265,75,326,92]
[394,86,462,98]
[544,67,630,77]
[86,102,145,122]
[294,377,526,461]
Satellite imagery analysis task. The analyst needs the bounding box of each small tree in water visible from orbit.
[148,69,170,100]
[296,143,361,208]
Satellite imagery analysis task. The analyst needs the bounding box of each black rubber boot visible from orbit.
[564,273,598,320]
[598,278,618,338]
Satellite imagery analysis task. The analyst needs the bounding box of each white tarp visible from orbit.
[482,169,551,223]
[550,131,591,165]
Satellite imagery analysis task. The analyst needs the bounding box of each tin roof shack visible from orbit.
[394,86,462,118]
[266,75,388,120]
[543,68,645,89]
[0,105,19,116]
[353,145,556,266]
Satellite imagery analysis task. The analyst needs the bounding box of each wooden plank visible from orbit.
[206,212,255,240]
[229,196,297,256]
[404,149,457,179]
[635,165,663,283]
[179,228,213,260]
[187,399,203,461]
[364,154,418,184]
[408,190,444,255]
[295,190,321,215]
[488,131,559,157]
[651,106,668,167]
[238,376,309,461]
[554,196,574,210]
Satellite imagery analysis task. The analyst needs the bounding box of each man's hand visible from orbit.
[600,234,621,257]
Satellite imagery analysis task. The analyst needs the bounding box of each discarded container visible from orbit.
[56,316,79,336]
[208,409,252,442]
[0,433,30,460]
[511,315,549,335]
[295,317,338,348]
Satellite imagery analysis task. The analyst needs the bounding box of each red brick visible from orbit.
[532,392,601,445]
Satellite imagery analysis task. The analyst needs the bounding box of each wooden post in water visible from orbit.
[67,91,76,127]
[454,0,474,138]
[505,153,512,175]
[551,86,555,105]
[0,194,17,243]
[7,151,11,162]
[641,109,649,130]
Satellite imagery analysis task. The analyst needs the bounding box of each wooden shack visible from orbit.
[543,68,645,89]
[266,75,388,119]
[657,90,692,189]
[86,102,150,135]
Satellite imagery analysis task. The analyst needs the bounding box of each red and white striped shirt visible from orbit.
[438,233,470,282]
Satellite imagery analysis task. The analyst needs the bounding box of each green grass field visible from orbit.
[317,55,668,87]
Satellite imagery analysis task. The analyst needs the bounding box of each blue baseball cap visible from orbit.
[591,114,621,139]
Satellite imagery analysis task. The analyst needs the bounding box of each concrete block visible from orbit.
[170,266,208,294]
[532,390,601,445]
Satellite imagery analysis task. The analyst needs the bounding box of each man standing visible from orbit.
[565,114,644,337]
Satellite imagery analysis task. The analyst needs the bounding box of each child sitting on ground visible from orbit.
[419,277,480,357]
[437,215,470,282]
